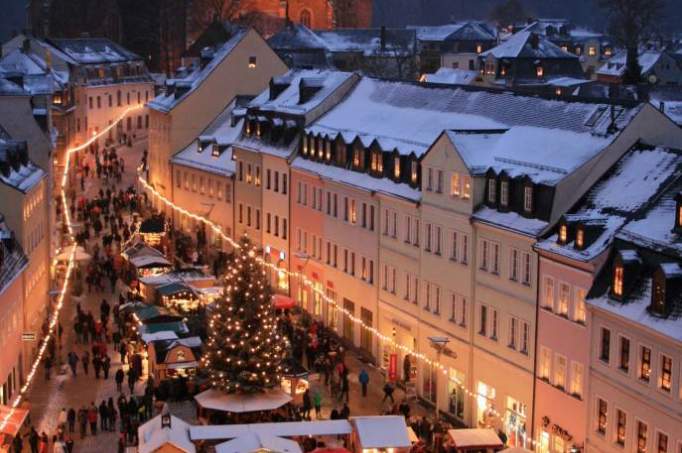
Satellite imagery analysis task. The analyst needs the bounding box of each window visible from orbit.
[658,432,668,453]
[613,263,624,297]
[522,253,531,285]
[500,181,509,206]
[576,228,584,248]
[487,178,497,203]
[536,65,544,78]
[462,235,468,264]
[554,355,567,389]
[521,322,529,355]
[559,224,567,244]
[637,421,648,453]
[462,176,471,199]
[266,169,271,189]
[450,231,458,261]
[543,277,555,309]
[558,283,570,315]
[283,174,288,194]
[574,288,586,323]
[616,409,626,445]
[588,46,597,56]
[619,337,630,373]
[427,168,433,191]
[509,249,519,281]
[394,156,401,179]
[600,328,611,363]
[539,347,551,380]
[450,173,460,196]
[597,399,608,434]
[299,9,312,27]
[411,161,418,184]
[492,243,499,273]
[350,200,357,224]
[436,170,443,193]
[490,308,497,339]
[640,346,651,382]
[460,298,467,327]
[660,355,672,392]
[523,186,533,212]
[570,362,583,397]
[479,305,488,336]
[480,240,489,270]
[248,56,257,68]
[508,318,517,349]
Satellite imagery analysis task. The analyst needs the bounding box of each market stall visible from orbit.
[446,429,504,453]
[157,282,200,313]
[350,416,411,453]
[0,404,30,453]
[215,432,302,453]
[121,241,171,280]
[281,358,310,401]
[149,336,203,382]
[139,215,167,246]
[194,388,292,424]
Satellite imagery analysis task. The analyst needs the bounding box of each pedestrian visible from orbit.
[93,355,102,379]
[119,341,127,364]
[57,408,67,431]
[12,432,22,453]
[99,400,108,431]
[359,368,369,397]
[115,368,124,392]
[302,389,312,419]
[67,408,76,433]
[38,433,48,453]
[113,330,121,350]
[82,351,90,375]
[78,407,87,439]
[52,435,65,453]
[383,382,395,403]
[102,355,111,379]
[340,403,350,419]
[108,398,117,432]
[340,372,350,403]
[26,426,39,453]
[67,352,79,377]
[313,390,322,419]
[87,403,98,435]
[127,369,135,394]
[64,435,74,453]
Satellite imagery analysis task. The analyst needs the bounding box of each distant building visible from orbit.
[596,50,682,86]
[408,22,497,74]
[422,67,479,86]
[268,24,418,80]
[479,29,586,91]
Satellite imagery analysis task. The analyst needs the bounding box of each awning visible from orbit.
[0,405,29,440]
[167,361,199,370]
[194,388,291,413]
[273,294,295,310]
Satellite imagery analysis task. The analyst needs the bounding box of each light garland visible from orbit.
[0,105,144,434]
[137,169,542,448]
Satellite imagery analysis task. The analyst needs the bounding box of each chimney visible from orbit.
[529,33,539,50]
[659,101,665,113]
[380,26,387,52]
[199,47,214,69]
[21,38,30,54]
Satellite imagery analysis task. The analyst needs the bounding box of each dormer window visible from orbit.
[536,66,544,78]
[613,263,624,297]
[317,137,324,159]
[370,150,383,174]
[302,135,309,156]
[500,180,509,207]
[673,193,682,234]
[325,140,332,161]
[353,148,362,168]
[523,185,533,213]
[410,160,418,185]
[393,156,400,179]
[611,250,640,300]
[651,263,682,317]
[476,44,483,54]
[559,224,568,244]
[575,226,584,249]
[487,178,496,204]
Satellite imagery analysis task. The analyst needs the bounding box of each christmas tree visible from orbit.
[202,236,286,393]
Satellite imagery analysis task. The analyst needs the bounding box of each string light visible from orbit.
[0,105,144,434]
[137,168,543,448]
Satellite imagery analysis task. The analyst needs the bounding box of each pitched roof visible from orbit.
[409,21,496,42]
[481,30,577,59]
[47,37,142,64]
[0,138,45,192]
[424,68,478,85]
[0,215,27,293]
[267,24,328,51]
[597,50,664,77]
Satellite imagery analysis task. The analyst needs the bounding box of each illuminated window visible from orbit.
[450,173,460,196]
[476,44,483,53]
[660,355,672,392]
[462,176,471,199]
[588,46,597,57]
[604,48,612,57]
[637,421,647,453]
[325,140,331,161]
[597,399,608,434]
[350,200,357,224]
[574,288,586,323]
[536,66,544,78]
[555,87,562,96]
[640,346,651,382]
[394,156,400,179]
[554,354,567,389]
[559,224,567,244]
[558,283,569,315]
[570,362,583,397]
[576,228,584,248]
[657,432,668,453]
[411,161,418,184]
[616,409,626,445]
[613,264,624,297]
[248,56,257,68]
[543,277,554,309]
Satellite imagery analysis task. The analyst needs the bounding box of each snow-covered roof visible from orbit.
[315,28,417,55]
[409,22,496,42]
[474,206,548,237]
[148,29,248,113]
[138,414,195,453]
[171,100,241,176]
[482,30,577,59]
[569,27,603,40]
[194,388,292,413]
[268,24,328,51]
[139,269,213,287]
[353,416,411,448]
[536,146,682,261]
[0,78,26,96]
[546,76,593,87]
[190,420,352,441]
[0,49,59,95]
[447,428,503,448]
[597,50,663,77]
[0,139,45,193]
[215,433,302,453]
[425,68,478,85]
[248,69,355,116]
[292,156,420,202]
[47,37,141,64]
[0,215,28,292]
[650,89,682,126]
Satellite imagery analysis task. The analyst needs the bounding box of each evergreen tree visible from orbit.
[202,237,286,393]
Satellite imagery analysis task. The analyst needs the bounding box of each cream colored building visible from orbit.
[148,27,287,205]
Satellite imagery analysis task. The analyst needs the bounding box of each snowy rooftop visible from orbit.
[315,28,417,55]
[536,146,682,261]
[171,100,241,176]
[48,37,141,65]
[215,433,302,453]
[352,416,411,448]
[138,414,195,453]
[0,139,45,193]
[481,30,577,59]
[248,69,355,116]
[0,78,26,96]
[425,68,478,85]
[474,206,549,237]
[597,50,662,77]
[409,21,496,42]
[190,420,352,441]
[267,24,328,50]
[650,90,682,126]
[0,216,27,292]
[306,77,639,159]
[148,29,248,113]
[448,428,504,448]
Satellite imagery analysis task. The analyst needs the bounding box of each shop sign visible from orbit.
[542,416,574,442]
[388,353,398,381]
[22,332,36,341]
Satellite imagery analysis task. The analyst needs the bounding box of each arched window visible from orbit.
[300,9,312,28]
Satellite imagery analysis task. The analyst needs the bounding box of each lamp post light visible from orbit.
[428,336,453,422]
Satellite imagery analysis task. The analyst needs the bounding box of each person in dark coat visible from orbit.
[115,368,124,392]
[67,408,76,433]
[102,355,111,379]
[99,400,108,431]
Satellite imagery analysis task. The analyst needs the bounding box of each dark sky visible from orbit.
[1,0,680,43]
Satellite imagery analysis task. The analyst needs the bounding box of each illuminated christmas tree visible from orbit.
[202,236,286,393]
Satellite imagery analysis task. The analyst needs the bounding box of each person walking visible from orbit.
[78,407,87,439]
[302,389,312,420]
[93,355,102,379]
[57,408,67,432]
[64,435,74,453]
[67,408,76,433]
[99,400,108,432]
[127,369,135,394]
[102,355,111,379]
[67,352,79,377]
[87,402,98,435]
[115,368,124,392]
[38,433,48,453]
[340,372,350,403]
[313,390,322,419]
[358,368,369,397]
[82,351,90,375]
[383,381,395,404]
[119,341,127,364]
[26,426,39,453]
[340,403,350,419]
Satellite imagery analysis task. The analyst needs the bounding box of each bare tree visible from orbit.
[489,0,529,29]
[188,0,242,37]
[331,0,358,28]
[598,0,665,84]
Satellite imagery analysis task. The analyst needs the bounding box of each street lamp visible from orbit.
[428,336,452,422]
